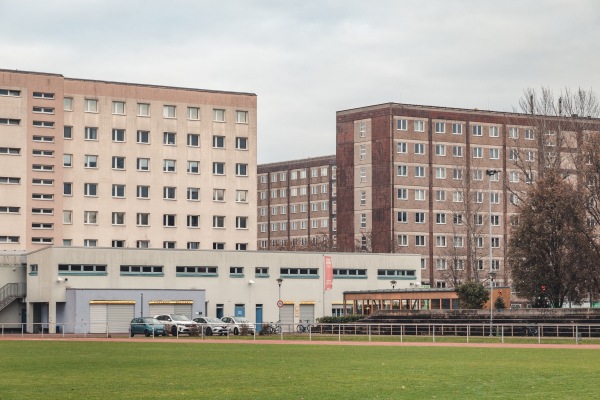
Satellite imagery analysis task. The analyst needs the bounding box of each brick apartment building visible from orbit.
[257,155,336,250]
[0,69,257,251]
[335,103,599,288]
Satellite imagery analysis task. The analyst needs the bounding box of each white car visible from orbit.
[193,317,229,336]
[221,316,255,335]
[154,314,197,336]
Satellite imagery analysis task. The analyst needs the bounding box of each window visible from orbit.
[472,125,482,136]
[436,213,446,224]
[489,148,500,159]
[63,154,72,167]
[163,214,176,227]
[473,147,482,158]
[474,191,483,203]
[397,235,408,246]
[526,150,535,162]
[509,171,519,183]
[112,184,125,198]
[0,118,20,126]
[32,193,53,200]
[474,214,484,226]
[236,110,247,123]
[136,213,149,226]
[112,212,125,225]
[83,211,97,224]
[84,99,98,112]
[0,147,20,155]
[187,106,200,120]
[32,106,54,114]
[452,145,463,157]
[187,187,200,201]
[453,168,463,180]
[83,183,98,197]
[491,192,500,204]
[435,122,445,133]
[187,161,199,174]
[360,213,367,228]
[84,127,98,140]
[32,136,54,142]
[397,188,408,200]
[358,121,367,137]
[120,265,164,276]
[136,158,150,171]
[112,101,125,115]
[435,167,446,179]
[415,166,425,178]
[509,148,518,161]
[490,126,499,137]
[360,190,367,206]
[32,164,53,172]
[32,178,53,185]
[213,109,225,122]
[453,213,463,225]
[414,143,425,155]
[163,186,176,200]
[436,259,447,270]
[163,159,176,172]
[236,190,248,202]
[509,127,519,139]
[163,242,176,249]
[436,190,446,201]
[187,215,200,228]
[137,130,150,144]
[453,190,464,203]
[415,236,425,246]
[213,135,225,148]
[397,142,407,153]
[236,137,248,150]
[491,215,500,226]
[163,105,176,118]
[0,177,20,184]
[213,189,225,201]
[397,211,408,223]
[32,121,54,128]
[185,242,200,250]
[112,129,125,142]
[491,237,500,248]
[32,208,53,214]
[136,185,149,198]
[473,169,483,181]
[415,212,425,223]
[63,210,72,224]
[213,162,225,175]
[0,89,21,97]
[236,216,248,229]
[0,236,19,243]
[436,236,447,247]
[112,156,125,170]
[163,132,176,145]
[181,134,199,149]
[452,123,462,135]
[414,120,425,132]
[137,103,150,116]
[213,216,225,228]
[396,119,407,130]
[236,163,248,176]
[435,144,446,156]
[415,189,426,201]
[60,125,72,140]
[525,129,535,140]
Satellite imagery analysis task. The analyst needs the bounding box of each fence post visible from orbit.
[432,324,435,343]
[338,324,341,342]
[467,324,469,343]
[368,324,371,342]
[501,325,504,344]
[400,324,403,343]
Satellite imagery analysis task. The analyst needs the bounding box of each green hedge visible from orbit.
[316,315,362,324]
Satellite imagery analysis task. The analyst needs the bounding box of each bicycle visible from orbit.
[296,320,313,333]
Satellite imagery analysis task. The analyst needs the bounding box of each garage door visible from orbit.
[174,304,192,319]
[148,304,193,319]
[280,304,294,332]
[299,304,315,324]
[89,304,134,334]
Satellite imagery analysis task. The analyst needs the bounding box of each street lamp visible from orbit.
[486,169,499,336]
[390,280,397,290]
[276,278,283,322]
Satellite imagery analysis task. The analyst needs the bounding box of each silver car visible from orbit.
[154,314,197,336]
[221,316,255,335]
[193,317,229,336]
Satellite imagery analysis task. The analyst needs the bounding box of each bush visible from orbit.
[455,281,490,309]
[316,315,362,324]
[494,296,506,310]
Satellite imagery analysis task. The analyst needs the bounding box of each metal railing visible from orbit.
[2,322,599,344]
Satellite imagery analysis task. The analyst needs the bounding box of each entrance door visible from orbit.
[255,304,263,332]
[216,304,224,319]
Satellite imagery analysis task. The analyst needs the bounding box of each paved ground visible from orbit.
[1,334,599,349]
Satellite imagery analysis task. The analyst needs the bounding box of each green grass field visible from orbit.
[1,341,598,399]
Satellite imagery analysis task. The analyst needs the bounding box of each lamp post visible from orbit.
[486,169,499,336]
[276,278,283,322]
[390,280,397,290]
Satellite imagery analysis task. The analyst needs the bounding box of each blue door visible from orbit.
[216,304,224,319]
[255,304,263,331]
[234,304,245,317]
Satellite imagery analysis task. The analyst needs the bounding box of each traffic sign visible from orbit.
[277,300,283,308]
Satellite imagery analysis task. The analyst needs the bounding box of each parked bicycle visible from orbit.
[261,321,282,335]
[296,320,313,333]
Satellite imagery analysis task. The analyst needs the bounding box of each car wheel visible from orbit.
[130,329,134,337]
[206,327,213,336]
[234,327,239,335]
[171,326,177,336]
[144,329,150,337]
[162,331,167,336]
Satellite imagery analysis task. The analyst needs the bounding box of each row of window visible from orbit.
[259,167,332,183]
[396,142,534,161]
[394,188,503,203]
[260,218,330,232]
[390,119,535,139]
[258,185,334,200]
[434,259,502,271]
[397,211,501,226]
[394,234,501,248]
[259,202,330,216]
[25,239,248,250]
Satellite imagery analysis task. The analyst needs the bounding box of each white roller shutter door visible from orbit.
[89,304,107,334]
[148,304,175,316]
[107,304,134,334]
[280,304,294,332]
[174,304,192,319]
[299,304,315,324]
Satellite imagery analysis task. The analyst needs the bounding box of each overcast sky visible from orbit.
[1,0,599,163]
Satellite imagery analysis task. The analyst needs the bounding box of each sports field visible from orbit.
[1,341,597,399]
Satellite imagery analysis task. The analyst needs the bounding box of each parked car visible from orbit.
[221,316,255,335]
[129,317,166,337]
[154,314,197,336]
[193,317,229,336]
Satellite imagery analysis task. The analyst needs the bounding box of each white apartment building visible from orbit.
[0,69,257,251]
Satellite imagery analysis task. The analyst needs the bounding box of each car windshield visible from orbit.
[205,317,222,323]
[144,318,161,324]
[171,314,191,321]
[236,318,250,323]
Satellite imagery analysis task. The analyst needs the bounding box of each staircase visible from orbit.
[0,283,26,312]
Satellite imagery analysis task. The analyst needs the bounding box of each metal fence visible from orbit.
[3,322,600,344]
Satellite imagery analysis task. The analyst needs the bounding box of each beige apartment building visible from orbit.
[335,103,600,288]
[0,69,257,251]
[257,155,337,250]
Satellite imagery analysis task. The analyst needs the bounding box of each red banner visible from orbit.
[324,256,333,291]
